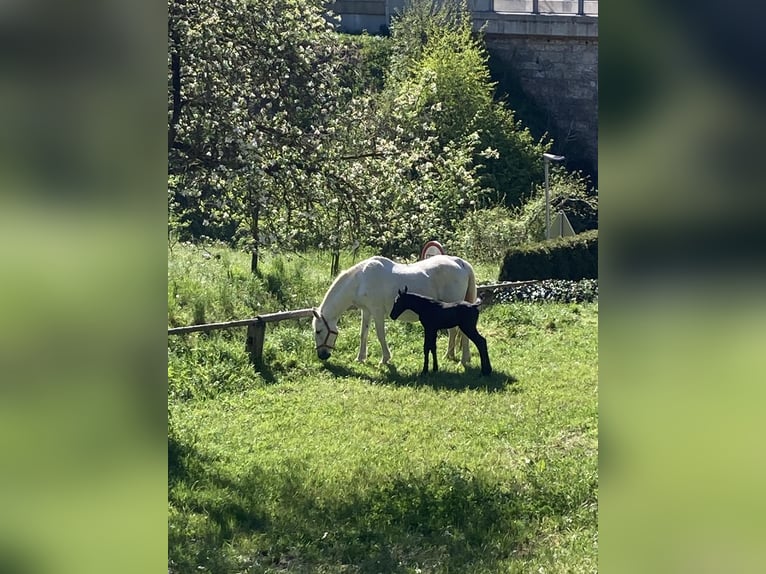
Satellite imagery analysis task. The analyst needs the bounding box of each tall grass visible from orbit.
[168,243,502,328]
[168,243,597,573]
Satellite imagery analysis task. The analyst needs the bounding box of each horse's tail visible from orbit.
[464,260,477,304]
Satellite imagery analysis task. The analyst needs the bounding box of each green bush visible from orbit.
[387,0,548,209]
[338,33,392,96]
[510,167,597,245]
[499,229,598,281]
[448,206,524,262]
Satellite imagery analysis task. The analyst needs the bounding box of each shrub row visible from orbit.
[486,279,598,303]
[499,229,598,281]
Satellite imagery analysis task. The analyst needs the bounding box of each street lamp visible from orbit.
[543,152,565,239]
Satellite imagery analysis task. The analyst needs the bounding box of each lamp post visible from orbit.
[543,152,565,239]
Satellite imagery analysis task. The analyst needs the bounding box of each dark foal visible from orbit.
[390,286,492,376]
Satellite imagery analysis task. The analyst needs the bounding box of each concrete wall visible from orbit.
[332,0,406,34]
[476,13,598,176]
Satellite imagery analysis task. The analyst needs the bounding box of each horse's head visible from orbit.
[389,286,409,320]
[312,308,338,361]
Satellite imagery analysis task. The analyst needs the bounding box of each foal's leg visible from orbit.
[356,308,371,362]
[422,334,430,375]
[460,327,471,366]
[461,322,492,376]
[422,328,438,374]
[373,313,392,364]
[429,329,439,373]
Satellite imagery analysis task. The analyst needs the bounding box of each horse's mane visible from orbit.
[320,257,387,310]
[321,267,353,307]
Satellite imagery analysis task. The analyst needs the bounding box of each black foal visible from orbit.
[390,286,492,376]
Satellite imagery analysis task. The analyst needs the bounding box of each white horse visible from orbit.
[312,255,477,365]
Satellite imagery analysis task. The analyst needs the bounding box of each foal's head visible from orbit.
[390,286,414,320]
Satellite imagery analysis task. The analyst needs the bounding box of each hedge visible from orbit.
[498,229,598,281]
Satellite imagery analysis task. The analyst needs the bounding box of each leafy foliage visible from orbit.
[167,0,587,269]
[388,0,549,207]
[450,167,597,263]
[449,206,522,262]
[337,33,393,96]
[509,167,598,245]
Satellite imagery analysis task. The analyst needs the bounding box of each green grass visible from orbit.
[168,243,597,573]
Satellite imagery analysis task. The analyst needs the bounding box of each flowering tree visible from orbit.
[168,0,350,271]
[167,0,551,270]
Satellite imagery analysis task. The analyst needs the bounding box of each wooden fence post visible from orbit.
[246,320,266,368]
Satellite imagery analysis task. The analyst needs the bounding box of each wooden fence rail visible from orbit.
[167,308,315,336]
[167,280,543,369]
[168,307,315,368]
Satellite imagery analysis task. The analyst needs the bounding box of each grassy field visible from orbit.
[168,243,598,573]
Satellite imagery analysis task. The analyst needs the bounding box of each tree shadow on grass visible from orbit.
[168,437,272,573]
[323,361,519,393]
[168,444,558,574]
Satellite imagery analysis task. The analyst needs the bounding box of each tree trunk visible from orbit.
[168,27,182,153]
[330,205,341,277]
[250,193,260,274]
[331,250,340,277]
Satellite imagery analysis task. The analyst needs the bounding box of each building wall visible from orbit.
[332,0,406,34]
[483,29,598,175]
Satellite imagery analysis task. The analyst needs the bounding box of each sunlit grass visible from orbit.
[168,243,597,573]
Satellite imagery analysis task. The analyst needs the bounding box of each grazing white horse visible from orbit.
[312,255,477,365]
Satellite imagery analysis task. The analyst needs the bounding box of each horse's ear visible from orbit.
[404,285,408,293]
[397,288,402,296]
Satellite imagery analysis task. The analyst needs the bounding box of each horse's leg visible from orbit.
[431,330,439,373]
[356,308,371,362]
[446,328,458,361]
[373,312,391,364]
[462,322,492,376]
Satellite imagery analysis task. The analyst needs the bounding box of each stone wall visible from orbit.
[477,14,598,178]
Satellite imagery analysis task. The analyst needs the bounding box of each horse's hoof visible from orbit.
[356,356,366,363]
